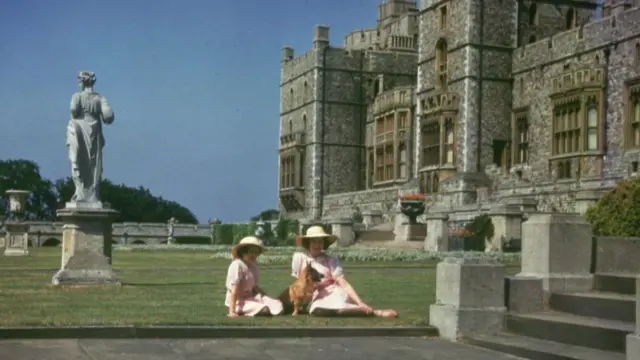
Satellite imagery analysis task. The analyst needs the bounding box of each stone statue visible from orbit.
[66,71,115,206]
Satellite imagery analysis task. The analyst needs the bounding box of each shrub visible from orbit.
[463,214,494,251]
[113,244,521,265]
[585,178,640,236]
[275,218,299,246]
[212,222,258,245]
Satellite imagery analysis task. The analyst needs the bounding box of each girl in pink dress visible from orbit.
[292,226,398,317]
[225,236,283,317]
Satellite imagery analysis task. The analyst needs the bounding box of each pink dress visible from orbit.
[291,252,360,314]
[225,259,283,316]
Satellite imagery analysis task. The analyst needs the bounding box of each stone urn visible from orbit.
[6,189,30,220]
[399,193,426,225]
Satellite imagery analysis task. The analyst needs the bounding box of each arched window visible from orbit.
[288,119,293,133]
[373,78,381,96]
[436,39,448,89]
[566,8,575,30]
[302,115,307,132]
[587,106,598,150]
[528,4,537,25]
[635,42,640,66]
[529,35,536,43]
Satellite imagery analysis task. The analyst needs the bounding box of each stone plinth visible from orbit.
[487,204,522,252]
[393,207,407,238]
[395,223,426,242]
[424,213,449,252]
[574,189,604,215]
[4,221,29,256]
[626,276,640,359]
[52,206,120,285]
[429,258,506,341]
[330,218,354,247]
[362,210,383,229]
[519,213,593,296]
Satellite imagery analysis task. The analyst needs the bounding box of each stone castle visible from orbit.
[278,0,640,226]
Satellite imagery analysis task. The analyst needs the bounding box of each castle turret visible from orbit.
[313,25,330,49]
[282,46,294,62]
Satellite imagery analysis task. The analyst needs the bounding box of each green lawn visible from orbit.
[0,247,519,327]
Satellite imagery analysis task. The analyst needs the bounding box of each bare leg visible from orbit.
[292,300,301,316]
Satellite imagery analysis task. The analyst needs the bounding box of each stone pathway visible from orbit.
[0,337,526,360]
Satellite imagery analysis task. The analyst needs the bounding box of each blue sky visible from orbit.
[0,0,379,222]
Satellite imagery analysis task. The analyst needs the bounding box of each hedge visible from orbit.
[212,218,300,246]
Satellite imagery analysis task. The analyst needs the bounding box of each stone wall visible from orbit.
[322,187,399,220]
[512,7,640,182]
[11,221,214,246]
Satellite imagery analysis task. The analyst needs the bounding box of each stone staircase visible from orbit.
[466,273,635,360]
[353,222,424,249]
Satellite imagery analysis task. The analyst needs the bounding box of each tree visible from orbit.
[0,159,58,220]
[54,177,198,223]
[250,209,280,221]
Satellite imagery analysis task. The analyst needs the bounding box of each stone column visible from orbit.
[52,206,120,285]
[429,258,507,341]
[393,205,405,237]
[424,212,449,252]
[487,203,523,252]
[330,218,354,247]
[519,213,593,297]
[626,276,640,359]
[574,189,603,215]
[362,209,383,229]
[4,190,31,256]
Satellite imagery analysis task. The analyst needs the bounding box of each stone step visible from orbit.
[594,273,637,295]
[506,311,634,353]
[355,230,394,242]
[549,291,636,323]
[465,333,625,360]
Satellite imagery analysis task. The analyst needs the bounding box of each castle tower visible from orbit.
[414,0,519,205]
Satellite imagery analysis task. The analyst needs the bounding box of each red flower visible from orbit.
[399,193,426,201]
[452,228,474,237]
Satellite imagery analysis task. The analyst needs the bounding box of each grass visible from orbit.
[0,247,519,327]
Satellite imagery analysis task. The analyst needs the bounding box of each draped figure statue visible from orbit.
[66,71,115,205]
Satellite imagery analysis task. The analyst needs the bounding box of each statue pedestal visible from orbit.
[395,223,426,242]
[52,205,120,285]
[4,222,29,256]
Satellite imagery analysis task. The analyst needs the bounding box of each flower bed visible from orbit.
[114,244,520,265]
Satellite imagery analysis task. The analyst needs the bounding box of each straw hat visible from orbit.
[295,225,337,249]
[232,236,265,259]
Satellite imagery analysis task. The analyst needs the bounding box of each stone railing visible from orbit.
[3,221,214,246]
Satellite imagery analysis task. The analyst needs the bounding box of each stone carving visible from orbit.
[66,71,115,206]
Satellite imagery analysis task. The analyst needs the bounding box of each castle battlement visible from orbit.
[513,6,640,73]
